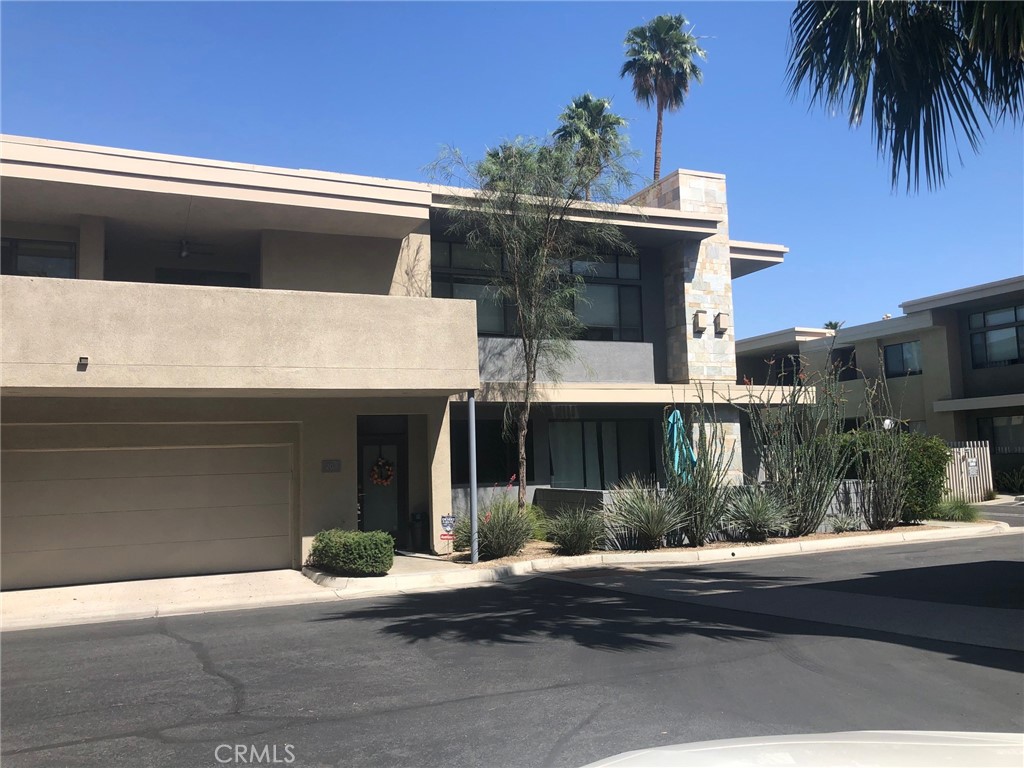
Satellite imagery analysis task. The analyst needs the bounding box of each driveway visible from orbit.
[2,537,1021,768]
[978,502,1024,528]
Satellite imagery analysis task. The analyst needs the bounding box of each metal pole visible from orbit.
[468,389,479,564]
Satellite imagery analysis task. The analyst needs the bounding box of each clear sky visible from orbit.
[2,1,1022,337]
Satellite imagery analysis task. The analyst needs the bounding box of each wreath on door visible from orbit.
[370,455,395,487]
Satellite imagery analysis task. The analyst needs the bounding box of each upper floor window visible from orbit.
[1,238,76,279]
[830,345,859,381]
[431,241,642,341]
[969,305,1024,368]
[884,340,922,377]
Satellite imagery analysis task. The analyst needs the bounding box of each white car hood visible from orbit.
[580,731,1024,767]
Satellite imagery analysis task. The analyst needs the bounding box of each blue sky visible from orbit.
[3,1,1022,337]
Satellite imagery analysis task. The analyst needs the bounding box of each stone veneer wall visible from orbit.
[632,171,736,384]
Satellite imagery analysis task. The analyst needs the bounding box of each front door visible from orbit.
[357,416,410,549]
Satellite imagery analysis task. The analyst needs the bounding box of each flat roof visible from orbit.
[736,327,834,355]
[900,275,1024,313]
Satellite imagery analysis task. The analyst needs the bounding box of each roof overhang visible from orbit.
[901,275,1024,314]
[933,394,1024,413]
[736,327,834,356]
[729,240,788,278]
[0,135,431,239]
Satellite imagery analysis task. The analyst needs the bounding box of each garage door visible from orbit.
[1,445,293,590]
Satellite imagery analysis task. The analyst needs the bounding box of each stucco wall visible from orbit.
[477,338,657,384]
[1,275,479,394]
[260,226,431,297]
[2,395,456,561]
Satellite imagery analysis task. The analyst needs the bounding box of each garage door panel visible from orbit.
[2,445,291,482]
[1,442,294,590]
[2,536,291,590]
[2,503,290,553]
[2,472,291,517]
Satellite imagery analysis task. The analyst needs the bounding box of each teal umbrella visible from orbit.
[666,408,697,481]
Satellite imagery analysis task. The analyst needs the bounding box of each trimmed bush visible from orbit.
[546,506,605,555]
[902,434,952,522]
[605,476,685,550]
[723,485,789,542]
[306,529,394,577]
[454,494,533,559]
[930,497,978,522]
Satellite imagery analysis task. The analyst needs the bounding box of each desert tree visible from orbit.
[430,137,634,510]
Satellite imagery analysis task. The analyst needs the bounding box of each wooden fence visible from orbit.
[945,441,994,503]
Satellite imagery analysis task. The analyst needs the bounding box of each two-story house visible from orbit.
[736,276,1024,475]
[1,135,787,589]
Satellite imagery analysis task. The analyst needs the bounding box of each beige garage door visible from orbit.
[1,445,293,590]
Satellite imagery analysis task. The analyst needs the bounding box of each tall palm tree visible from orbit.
[553,94,628,200]
[824,320,844,330]
[620,14,707,182]
[788,1,1024,191]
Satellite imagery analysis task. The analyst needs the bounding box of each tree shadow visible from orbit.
[313,577,771,652]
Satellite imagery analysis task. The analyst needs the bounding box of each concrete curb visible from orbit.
[4,522,1013,632]
[303,521,1016,599]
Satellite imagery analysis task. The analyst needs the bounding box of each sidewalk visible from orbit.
[2,521,1015,632]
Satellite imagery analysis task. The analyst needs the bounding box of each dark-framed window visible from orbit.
[548,418,655,490]
[431,241,643,341]
[1,238,77,278]
[969,305,1024,369]
[977,415,1024,454]
[450,418,534,484]
[883,340,923,377]
[830,346,859,381]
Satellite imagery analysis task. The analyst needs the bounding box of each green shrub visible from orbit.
[605,476,685,550]
[453,494,533,559]
[546,506,605,555]
[525,503,548,540]
[930,497,978,522]
[995,466,1024,494]
[306,529,394,577]
[827,510,862,533]
[902,434,952,522]
[723,485,789,542]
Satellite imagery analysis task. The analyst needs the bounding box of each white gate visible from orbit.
[944,441,994,503]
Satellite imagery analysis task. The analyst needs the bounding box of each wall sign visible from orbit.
[966,456,979,478]
[321,459,341,473]
[441,515,456,533]
[440,533,455,541]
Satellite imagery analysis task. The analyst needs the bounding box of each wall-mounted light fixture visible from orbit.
[692,310,708,334]
[714,312,730,335]
[77,356,89,371]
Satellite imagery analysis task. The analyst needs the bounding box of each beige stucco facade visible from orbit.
[736,276,1024,476]
[2,134,786,588]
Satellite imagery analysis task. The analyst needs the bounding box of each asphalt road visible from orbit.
[2,537,1022,768]
[979,502,1024,528]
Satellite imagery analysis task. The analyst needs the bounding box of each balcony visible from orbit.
[1,276,480,396]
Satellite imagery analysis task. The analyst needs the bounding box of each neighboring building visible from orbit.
[736,276,1024,474]
[1,135,786,589]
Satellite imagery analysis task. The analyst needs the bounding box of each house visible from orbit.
[736,276,1024,475]
[1,135,787,589]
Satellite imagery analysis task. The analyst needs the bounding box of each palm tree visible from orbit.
[788,1,1024,191]
[824,320,844,330]
[553,94,628,200]
[620,14,707,182]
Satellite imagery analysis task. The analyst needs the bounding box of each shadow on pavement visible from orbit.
[314,578,770,651]
[314,565,1024,673]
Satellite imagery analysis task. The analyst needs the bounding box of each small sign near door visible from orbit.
[966,456,979,477]
[440,533,455,541]
[321,459,341,473]
[441,515,456,533]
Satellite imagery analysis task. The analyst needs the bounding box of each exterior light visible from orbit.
[77,356,89,371]
[693,310,708,334]
[714,312,730,335]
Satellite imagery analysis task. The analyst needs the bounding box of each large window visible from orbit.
[830,346,859,381]
[1,238,76,278]
[548,419,655,490]
[883,340,922,377]
[969,305,1024,368]
[431,241,643,341]
[450,419,533,484]
[977,415,1024,454]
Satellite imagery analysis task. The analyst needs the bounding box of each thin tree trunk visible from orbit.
[653,100,665,182]
[517,402,530,511]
